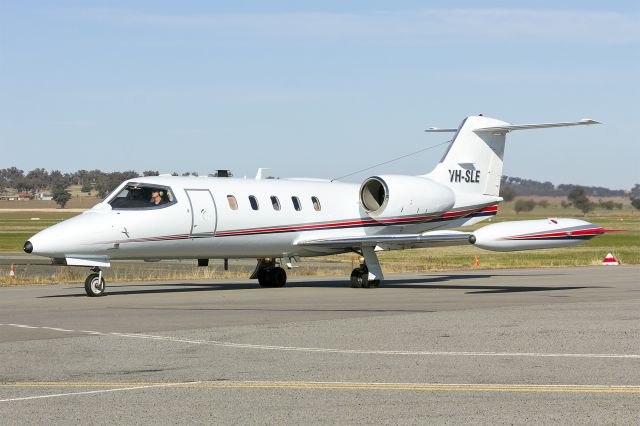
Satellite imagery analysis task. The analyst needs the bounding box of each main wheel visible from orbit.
[257,269,272,287]
[271,267,287,287]
[361,272,371,288]
[350,268,366,288]
[85,273,106,297]
[258,268,287,288]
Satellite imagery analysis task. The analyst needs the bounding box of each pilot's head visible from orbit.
[151,188,163,204]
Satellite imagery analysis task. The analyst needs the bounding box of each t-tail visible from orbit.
[423,115,600,197]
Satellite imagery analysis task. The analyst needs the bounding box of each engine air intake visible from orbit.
[358,174,456,218]
[360,177,388,213]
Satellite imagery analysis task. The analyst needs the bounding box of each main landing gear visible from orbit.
[251,258,287,288]
[350,246,384,289]
[350,265,379,288]
[85,267,106,297]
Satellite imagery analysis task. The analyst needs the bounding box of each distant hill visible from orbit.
[500,176,629,197]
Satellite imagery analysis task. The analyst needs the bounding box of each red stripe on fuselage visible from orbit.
[113,205,499,243]
[214,205,498,237]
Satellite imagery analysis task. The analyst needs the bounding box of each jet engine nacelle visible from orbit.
[359,175,455,217]
[470,218,605,252]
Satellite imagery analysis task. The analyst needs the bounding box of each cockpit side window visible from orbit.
[108,184,176,209]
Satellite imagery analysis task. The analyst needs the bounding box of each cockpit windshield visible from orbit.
[108,184,176,209]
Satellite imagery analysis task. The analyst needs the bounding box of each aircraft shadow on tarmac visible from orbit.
[38,273,605,298]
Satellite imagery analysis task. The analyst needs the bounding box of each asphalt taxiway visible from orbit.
[1,266,639,424]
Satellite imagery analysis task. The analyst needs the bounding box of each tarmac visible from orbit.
[0,266,639,424]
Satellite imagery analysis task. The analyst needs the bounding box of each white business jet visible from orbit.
[24,115,607,296]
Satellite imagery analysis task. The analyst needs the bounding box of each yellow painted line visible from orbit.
[1,381,639,394]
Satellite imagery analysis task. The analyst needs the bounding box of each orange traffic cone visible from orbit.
[9,264,15,278]
[474,256,479,268]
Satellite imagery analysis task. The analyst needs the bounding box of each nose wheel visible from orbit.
[85,268,106,297]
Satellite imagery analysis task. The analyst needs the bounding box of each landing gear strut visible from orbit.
[251,259,287,288]
[85,267,106,297]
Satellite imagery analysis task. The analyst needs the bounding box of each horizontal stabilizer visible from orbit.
[297,231,472,249]
[424,127,458,133]
[474,119,600,134]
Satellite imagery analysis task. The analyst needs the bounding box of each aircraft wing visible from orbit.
[296,230,472,250]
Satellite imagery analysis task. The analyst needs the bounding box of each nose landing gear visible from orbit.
[85,267,106,297]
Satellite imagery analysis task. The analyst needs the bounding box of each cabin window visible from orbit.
[271,196,281,211]
[249,195,259,210]
[292,196,302,211]
[311,196,321,211]
[108,184,176,209]
[227,195,238,210]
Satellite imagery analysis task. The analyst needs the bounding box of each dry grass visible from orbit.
[0,264,351,287]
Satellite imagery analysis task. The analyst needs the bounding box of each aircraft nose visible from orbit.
[23,240,33,254]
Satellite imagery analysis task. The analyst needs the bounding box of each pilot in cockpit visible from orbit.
[150,188,165,206]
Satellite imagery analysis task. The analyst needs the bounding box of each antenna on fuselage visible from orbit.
[330,140,451,182]
[211,170,232,178]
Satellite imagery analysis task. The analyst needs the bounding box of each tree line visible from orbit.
[500,176,629,197]
[2,167,639,211]
[0,167,231,208]
[501,184,640,214]
[0,168,168,208]
[0,168,212,196]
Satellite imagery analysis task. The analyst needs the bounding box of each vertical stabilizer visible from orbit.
[425,115,509,197]
[423,116,599,197]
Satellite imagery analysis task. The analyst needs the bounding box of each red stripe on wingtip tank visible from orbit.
[507,227,607,240]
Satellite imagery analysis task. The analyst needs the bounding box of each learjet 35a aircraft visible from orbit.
[24,115,608,296]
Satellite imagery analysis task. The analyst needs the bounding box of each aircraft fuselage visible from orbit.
[28,176,497,261]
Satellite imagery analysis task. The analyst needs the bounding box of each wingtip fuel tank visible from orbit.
[471,218,606,252]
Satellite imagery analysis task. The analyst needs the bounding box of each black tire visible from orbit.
[257,269,273,287]
[350,268,364,288]
[85,273,106,297]
[271,267,287,287]
[361,273,371,288]
[259,267,287,288]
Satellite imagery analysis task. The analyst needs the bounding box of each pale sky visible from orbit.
[1,1,638,189]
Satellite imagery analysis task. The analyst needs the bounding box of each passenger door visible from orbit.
[185,189,217,236]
